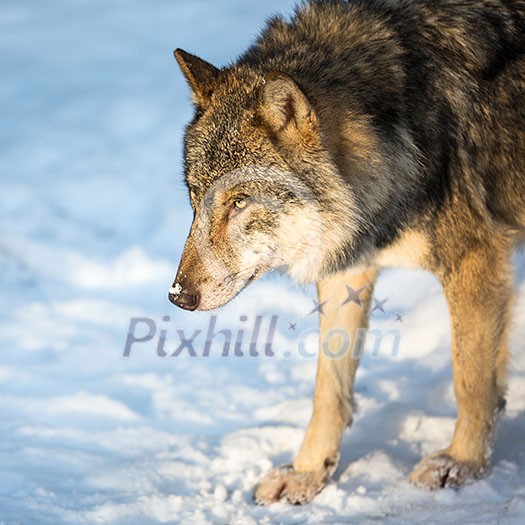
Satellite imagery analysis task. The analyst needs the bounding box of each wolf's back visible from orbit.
[238,0,525,229]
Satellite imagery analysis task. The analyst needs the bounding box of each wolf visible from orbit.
[168,0,525,505]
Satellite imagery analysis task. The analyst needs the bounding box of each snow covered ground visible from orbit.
[1,1,524,524]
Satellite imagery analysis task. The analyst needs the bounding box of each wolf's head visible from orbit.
[169,50,359,311]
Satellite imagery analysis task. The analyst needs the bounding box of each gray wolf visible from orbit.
[168,0,525,504]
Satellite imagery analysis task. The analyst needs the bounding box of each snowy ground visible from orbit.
[1,1,525,524]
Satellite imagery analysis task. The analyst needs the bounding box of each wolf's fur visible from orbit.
[170,0,525,504]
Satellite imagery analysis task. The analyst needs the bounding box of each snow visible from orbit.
[1,1,524,524]
[169,284,183,296]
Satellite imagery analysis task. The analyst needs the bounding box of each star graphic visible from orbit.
[371,297,388,314]
[341,284,368,308]
[288,321,297,331]
[394,312,404,323]
[309,300,328,316]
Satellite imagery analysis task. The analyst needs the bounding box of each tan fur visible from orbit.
[409,224,514,488]
[373,228,430,269]
[255,267,377,504]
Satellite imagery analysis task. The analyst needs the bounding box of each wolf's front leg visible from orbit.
[255,268,377,505]
[409,240,513,490]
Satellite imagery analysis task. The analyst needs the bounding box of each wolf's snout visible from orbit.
[168,281,200,311]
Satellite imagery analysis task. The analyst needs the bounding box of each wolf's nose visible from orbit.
[168,283,200,311]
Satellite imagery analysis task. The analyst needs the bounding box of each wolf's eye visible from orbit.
[233,198,247,210]
[229,197,249,219]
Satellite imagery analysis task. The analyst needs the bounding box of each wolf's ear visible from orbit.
[174,49,219,107]
[260,72,318,139]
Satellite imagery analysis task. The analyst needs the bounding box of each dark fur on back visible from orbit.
[231,0,525,265]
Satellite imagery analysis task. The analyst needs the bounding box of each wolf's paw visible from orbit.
[254,464,328,505]
[409,451,486,490]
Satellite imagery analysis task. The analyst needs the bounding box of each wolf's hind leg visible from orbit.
[409,239,513,490]
[255,267,377,505]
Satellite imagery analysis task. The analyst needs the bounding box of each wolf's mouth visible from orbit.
[247,266,260,282]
